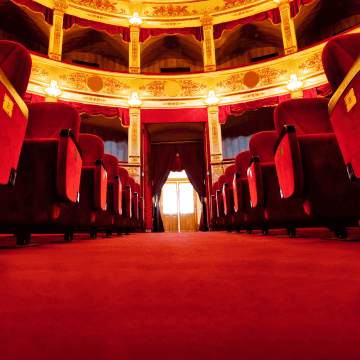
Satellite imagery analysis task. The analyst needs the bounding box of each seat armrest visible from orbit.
[123,185,132,218]
[233,173,243,213]
[140,197,144,221]
[113,176,122,215]
[94,159,107,211]
[216,189,224,217]
[223,183,234,215]
[57,129,83,203]
[247,156,264,208]
[211,195,217,221]
[274,125,304,199]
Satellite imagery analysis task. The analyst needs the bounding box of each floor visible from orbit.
[1,229,360,359]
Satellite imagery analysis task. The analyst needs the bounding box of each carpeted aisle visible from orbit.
[1,231,360,360]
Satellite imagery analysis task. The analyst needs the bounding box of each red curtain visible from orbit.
[213,9,281,40]
[290,0,316,18]
[63,15,131,41]
[59,101,130,126]
[142,125,153,230]
[317,83,332,98]
[151,144,177,197]
[12,0,53,25]
[170,157,183,172]
[24,92,45,104]
[140,27,203,43]
[141,108,208,124]
[175,142,206,198]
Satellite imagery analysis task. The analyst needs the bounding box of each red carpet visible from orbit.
[1,230,360,359]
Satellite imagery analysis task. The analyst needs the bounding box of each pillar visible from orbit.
[128,107,141,184]
[48,1,68,61]
[129,26,140,73]
[278,0,298,55]
[201,11,216,72]
[207,105,224,183]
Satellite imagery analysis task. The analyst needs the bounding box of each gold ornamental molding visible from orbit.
[31,0,277,28]
[26,26,360,109]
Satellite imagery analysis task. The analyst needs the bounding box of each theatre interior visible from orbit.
[1,0,360,358]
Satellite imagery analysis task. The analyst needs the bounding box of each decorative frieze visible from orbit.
[140,81,166,97]
[31,66,49,78]
[217,74,244,92]
[258,68,288,86]
[144,5,198,17]
[298,53,323,72]
[180,80,207,96]
[69,0,126,14]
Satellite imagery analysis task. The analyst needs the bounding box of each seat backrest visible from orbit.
[322,33,360,93]
[135,182,141,196]
[212,181,219,196]
[235,151,251,179]
[225,165,235,187]
[218,174,226,191]
[249,131,278,163]
[78,134,104,166]
[104,154,119,180]
[118,166,129,188]
[0,40,32,98]
[274,99,333,136]
[128,177,135,193]
[25,103,81,140]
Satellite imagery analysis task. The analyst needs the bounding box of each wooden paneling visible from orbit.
[162,214,179,233]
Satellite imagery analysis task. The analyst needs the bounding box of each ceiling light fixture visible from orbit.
[45,80,62,98]
[127,91,142,107]
[286,73,303,92]
[129,12,142,26]
[205,89,220,106]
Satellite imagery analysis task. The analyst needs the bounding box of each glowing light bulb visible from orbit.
[45,80,62,97]
[286,73,303,92]
[205,89,220,106]
[127,91,142,107]
[129,13,142,26]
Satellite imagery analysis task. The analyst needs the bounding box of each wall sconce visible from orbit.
[286,73,303,92]
[45,80,62,98]
[129,12,142,26]
[127,91,142,107]
[205,89,220,106]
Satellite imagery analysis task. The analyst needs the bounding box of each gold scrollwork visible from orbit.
[258,68,288,86]
[180,80,206,96]
[69,0,126,14]
[31,66,49,77]
[140,81,166,97]
[103,78,130,94]
[143,5,198,17]
[217,74,244,92]
[60,72,89,90]
[214,0,257,11]
[298,53,323,72]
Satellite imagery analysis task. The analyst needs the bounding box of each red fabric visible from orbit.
[213,9,281,40]
[290,0,316,18]
[322,33,360,92]
[12,0,53,25]
[119,166,131,218]
[223,165,235,215]
[249,131,277,164]
[26,103,81,140]
[142,125,152,229]
[151,144,177,197]
[140,27,203,43]
[62,101,130,127]
[141,108,208,124]
[176,142,207,198]
[63,15,130,41]
[233,151,251,213]
[0,41,32,185]
[24,93,45,104]
[104,154,122,215]
[316,83,332,98]
[170,157,183,172]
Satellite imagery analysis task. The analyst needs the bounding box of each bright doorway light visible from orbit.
[168,170,187,179]
[179,183,194,214]
[163,183,177,214]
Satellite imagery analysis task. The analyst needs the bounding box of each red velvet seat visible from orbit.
[232,150,266,233]
[222,165,236,230]
[0,41,32,185]
[52,134,107,239]
[0,102,83,243]
[322,33,360,179]
[89,154,122,238]
[248,131,312,235]
[210,181,219,228]
[274,98,360,237]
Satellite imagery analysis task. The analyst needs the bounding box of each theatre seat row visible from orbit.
[212,32,360,238]
[0,40,143,244]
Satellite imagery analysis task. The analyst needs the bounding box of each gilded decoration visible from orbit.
[59,72,89,90]
[214,0,258,11]
[103,78,130,94]
[31,66,49,78]
[140,81,166,97]
[69,0,126,14]
[124,167,138,176]
[131,32,139,66]
[143,5,198,17]
[53,0,68,11]
[217,74,244,92]
[258,68,288,86]
[242,92,265,99]
[82,96,106,102]
[131,119,138,154]
[298,53,323,72]
[205,32,212,61]
[200,10,213,26]
[163,102,186,106]
[180,80,206,96]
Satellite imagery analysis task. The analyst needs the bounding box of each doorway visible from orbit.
[160,171,200,232]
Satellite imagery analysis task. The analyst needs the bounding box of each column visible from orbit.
[278,0,298,55]
[207,105,224,183]
[291,89,303,99]
[201,11,216,72]
[128,107,141,183]
[48,1,68,61]
[129,26,140,73]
